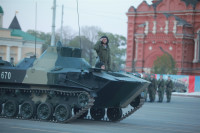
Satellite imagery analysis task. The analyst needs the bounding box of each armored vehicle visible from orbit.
[0,44,149,123]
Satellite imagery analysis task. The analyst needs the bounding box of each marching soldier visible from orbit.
[148,74,157,102]
[142,73,149,101]
[166,76,173,102]
[157,75,165,102]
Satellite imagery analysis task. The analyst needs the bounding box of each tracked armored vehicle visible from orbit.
[0,44,149,123]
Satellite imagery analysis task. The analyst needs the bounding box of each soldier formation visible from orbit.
[142,74,174,103]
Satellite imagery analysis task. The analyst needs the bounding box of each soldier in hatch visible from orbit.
[142,73,149,102]
[94,36,111,71]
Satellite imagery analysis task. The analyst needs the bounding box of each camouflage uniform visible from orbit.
[157,78,165,102]
[148,76,157,102]
[166,79,173,102]
[94,38,111,71]
[142,75,149,102]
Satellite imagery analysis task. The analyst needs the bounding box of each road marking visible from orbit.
[11,126,71,133]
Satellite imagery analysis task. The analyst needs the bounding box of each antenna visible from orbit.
[76,0,81,49]
[51,0,56,46]
[34,2,37,57]
[60,5,64,43]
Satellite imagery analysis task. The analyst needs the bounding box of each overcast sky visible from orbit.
[1,0,152,37]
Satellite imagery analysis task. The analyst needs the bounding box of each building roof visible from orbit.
[9,15,21,30]
[0,6,3,14]
[3,15,44,43]
[10,29,44,43]
[152,0,163,9]
[181,0,200,8]
[152,0,200,8]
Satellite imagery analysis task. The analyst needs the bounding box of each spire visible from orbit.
[9,15,21,30]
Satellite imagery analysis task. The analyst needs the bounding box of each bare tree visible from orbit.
[81,26,101,43]
[56,26,77,46]
[81,26,101,65]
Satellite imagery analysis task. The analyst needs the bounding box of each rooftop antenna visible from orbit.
[34,2,37,57]
[60,5,64,43]
[51,0,56,46]
[76,0,82,49]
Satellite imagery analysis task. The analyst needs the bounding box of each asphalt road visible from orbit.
[0,95,199,133]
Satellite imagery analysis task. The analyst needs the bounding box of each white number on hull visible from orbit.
[1,72,11,79]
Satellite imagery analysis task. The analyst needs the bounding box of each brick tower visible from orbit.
[126,0,200,75]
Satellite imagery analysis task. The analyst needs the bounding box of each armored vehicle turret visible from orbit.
[0,44,149,122]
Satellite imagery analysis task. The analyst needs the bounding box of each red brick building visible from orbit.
[126,0,200,75]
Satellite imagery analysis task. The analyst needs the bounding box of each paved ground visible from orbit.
[0,95,200,133]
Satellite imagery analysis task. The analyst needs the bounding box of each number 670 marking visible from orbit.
[1,72,11,79]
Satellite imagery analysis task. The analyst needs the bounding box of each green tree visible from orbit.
[153,53,177,74]
[97,32,126,71]
[26,30,51,52]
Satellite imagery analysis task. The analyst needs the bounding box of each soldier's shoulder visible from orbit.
[94,41,101,49]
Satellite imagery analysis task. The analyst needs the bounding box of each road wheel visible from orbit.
[37,102,52,120]
[130,96,140,108]
[78,93,89,107]
[90,108,105,120]
[54,104,71,122]
[20,101,36,119]
[107,108,122,121]
[4,100,19,117]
